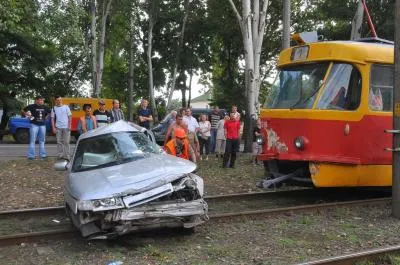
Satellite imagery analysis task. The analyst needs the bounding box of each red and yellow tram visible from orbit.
[258,39,394,187]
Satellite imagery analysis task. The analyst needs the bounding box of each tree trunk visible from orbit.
[0,95,8,133]
[188,69,193,107]
[351,0,364,40]
[90,0,97,97]
[166,0,190,110]
[95,0,112,98]
[181,88,186,108]
[243,0,256,153]
[228,0,270,153]
[282,0,290,49]
[128,8,135,121]
[178,70,187,108]
[147,10,158,122]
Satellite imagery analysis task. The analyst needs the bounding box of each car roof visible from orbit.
[78,120,143,140]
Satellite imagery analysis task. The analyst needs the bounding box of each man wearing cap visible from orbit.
[24,95,51,160]
[165,127,196,162]
[93,99,112,127]
[163,113,188,147]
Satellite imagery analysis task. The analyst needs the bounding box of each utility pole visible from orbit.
[350,0,364,40]
[393,0,400,218]
[282,0,290,49]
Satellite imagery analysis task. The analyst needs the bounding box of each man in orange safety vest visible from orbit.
[165,127,196,162]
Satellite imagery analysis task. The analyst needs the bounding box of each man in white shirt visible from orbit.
[183,108,199,133]
[51,96,72,160]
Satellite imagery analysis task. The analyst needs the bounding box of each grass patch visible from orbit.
[298,215,314,226]
[279,237,297,248]
[138,244,172,263]
[0,219,20,235]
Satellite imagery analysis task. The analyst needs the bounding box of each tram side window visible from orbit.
[369,64,393,112]
[317,63,362,111]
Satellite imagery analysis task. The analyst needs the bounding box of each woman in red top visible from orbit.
[222,112,241,168]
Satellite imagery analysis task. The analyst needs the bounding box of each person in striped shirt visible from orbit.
[208,106,222,155]
[110,99,125,122]
[93,99,112,127]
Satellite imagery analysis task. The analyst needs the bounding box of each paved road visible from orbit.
[0,144,76,158]
[0,140,244,159]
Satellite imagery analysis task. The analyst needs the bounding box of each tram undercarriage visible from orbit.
[258,160,392,188]
[258,160,312,189]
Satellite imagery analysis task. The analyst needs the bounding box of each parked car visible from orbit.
[152,108,226,145]
[54,120,208,239]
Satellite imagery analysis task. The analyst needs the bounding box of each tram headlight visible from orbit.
[294,137,305,150]
[256,135,264,145]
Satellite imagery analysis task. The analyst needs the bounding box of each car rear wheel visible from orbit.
[14,129,29,144]
[178,226,196,235]
[73,133,80,141]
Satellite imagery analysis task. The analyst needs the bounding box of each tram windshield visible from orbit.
[265,63,329,109]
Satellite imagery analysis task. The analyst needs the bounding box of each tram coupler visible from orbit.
[256,169,304,189]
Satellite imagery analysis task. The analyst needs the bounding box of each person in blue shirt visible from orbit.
[137,99,153,129]
[77,104,97,135]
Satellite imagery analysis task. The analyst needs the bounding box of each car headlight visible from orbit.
[77,197,125,211]
[184,179,197,189]
[256,135,264,145]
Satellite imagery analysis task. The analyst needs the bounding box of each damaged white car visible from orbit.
[54,120,208,239]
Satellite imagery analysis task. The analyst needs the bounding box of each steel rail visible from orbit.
[206,189,312,199]
[208,197,390,219]
[0,206,65,218]
[0,197,391,247]
[0,228,76,247]
[297,244,400,265]
[0,189,311,218]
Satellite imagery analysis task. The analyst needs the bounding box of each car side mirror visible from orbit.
[54,160,68,171]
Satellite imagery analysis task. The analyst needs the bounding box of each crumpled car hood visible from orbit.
[66,154,196,200]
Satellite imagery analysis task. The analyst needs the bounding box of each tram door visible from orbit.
[366,64,393,165]
[315,63,363,162]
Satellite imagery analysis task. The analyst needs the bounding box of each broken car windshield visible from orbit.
[71,131,161,172]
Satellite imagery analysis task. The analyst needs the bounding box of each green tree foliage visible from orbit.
[208,0,314,111]
[37,0,90,98]
[0,0,396,125]
[0,0,55,97]
[310,0,394,41]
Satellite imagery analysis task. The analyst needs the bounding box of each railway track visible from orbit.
[297,244,400,265]
[0,189,391,247]
[0,187,390,219]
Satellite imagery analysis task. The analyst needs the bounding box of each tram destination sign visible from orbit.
[291,46,309,61]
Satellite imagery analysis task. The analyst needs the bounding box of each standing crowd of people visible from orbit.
[24,96,151,161]
[162,105,260,169]
[25,96,261,169]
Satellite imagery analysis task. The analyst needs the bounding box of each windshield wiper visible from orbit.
[290,81,324,109]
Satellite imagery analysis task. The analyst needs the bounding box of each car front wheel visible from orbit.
[14,129,29,144]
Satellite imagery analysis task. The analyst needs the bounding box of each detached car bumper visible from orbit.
[105,199,208,221]
[67,198,208,238]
